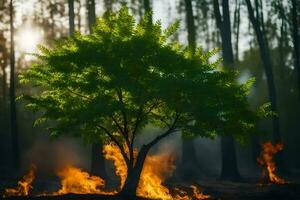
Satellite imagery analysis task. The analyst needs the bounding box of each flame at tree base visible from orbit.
[3,165,36,197]
[3,144,210,200]
[257,141,288,185]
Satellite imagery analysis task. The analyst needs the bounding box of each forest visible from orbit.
[0,0,300,200]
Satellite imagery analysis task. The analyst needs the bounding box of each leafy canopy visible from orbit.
[20,7,261,145]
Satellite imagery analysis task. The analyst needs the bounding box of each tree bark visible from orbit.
[245,0,285,172]
[120,145,150,199]
[68,0,75,35]
[213,0,240,180]
[87,0,96,33]
[9,0,20,170]
[291,0,300,100]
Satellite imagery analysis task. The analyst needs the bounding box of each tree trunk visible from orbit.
[245,0,285,172]
[178,0,200,181]
[213,0,240,180]
[87,0,96,33]
[86,1,107,180]
[76,0,81,32]
[120,145,150,199]
[68,0,75,35]
[143,0,152,24]
[220,136,239,179]
[90,143,107,179]
[233,0,240,62]
[184,0,196,52]
[291,0,300,100]
[9,0,20,170]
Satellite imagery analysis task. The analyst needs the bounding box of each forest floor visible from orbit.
[1,172,300,200]
[1,181,300,200]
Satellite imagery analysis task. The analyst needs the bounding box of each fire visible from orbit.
[174,185,210,200]
[3,144,210,199]
[103,144,128,189]
[257,141,287,184]
[103,144,209,200]
[137,152,176,199]
[55,166,109,195]
[3,165,36,197]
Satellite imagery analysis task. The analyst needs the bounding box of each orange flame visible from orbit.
[55,166,111,195]
[103,144,209,200]
[3,165,36,197]
[257,141,287,184]
[3,144,210,199]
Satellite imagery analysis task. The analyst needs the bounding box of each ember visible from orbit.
[257,141,287,184]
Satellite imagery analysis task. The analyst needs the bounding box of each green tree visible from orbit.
[21,8,262,199]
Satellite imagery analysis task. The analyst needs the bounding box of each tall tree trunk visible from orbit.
[233,0,240,62]
[87,0,96,33]
[213,0,240,180]
[291,0,300,100]
[245,0,285,172]
[184,0,196,53]
[76,0,81,32]
[9,0,20,170]
[179,0,200,181]
[86,1,107,179]
[143,0,152,24]
[68,0,75,35]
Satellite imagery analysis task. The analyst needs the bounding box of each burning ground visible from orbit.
[1,141,300,200]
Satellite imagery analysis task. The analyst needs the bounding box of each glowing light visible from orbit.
[16,27,42,53]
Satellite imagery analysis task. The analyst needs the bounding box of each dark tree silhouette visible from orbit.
[180,0,200,180]
[87,0,96,33]
[245,0,285,172]
[68,0,75,35]
[291,0,300,100]
[143,0,152,24]
[9,0,20,170]
[213,0,240,180]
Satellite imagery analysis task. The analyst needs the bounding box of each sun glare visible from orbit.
[16,27,42,53]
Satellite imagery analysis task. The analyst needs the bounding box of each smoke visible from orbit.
[23,135,90,176]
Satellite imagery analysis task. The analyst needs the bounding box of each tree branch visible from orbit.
[146,113,180,149]
[66,88,92,101]
[96,125,130,165]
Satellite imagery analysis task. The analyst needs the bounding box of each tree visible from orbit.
[291,0,300,100]
[68,0,75,35]
[21,8,262,199]
[85,0,107,179]
[213,0,240,180]
[143,0,152,24]
[245,0,285,171]
[87,0,96,33]
[9,0,20,170]
[180,0,201,180]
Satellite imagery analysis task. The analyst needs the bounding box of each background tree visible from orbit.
[68,0,75,35]
[20,8,261,198]
[213,0,240,180]
[291,0,300,100]
[9,0,20,170]
[245,0,285,172]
